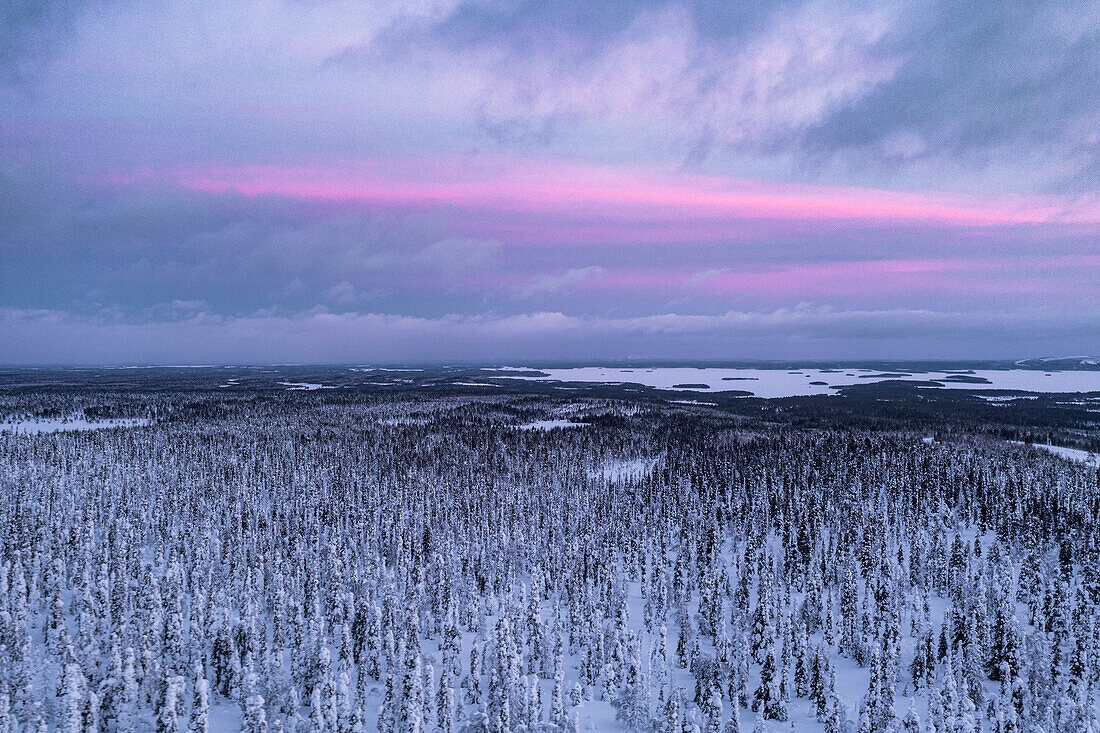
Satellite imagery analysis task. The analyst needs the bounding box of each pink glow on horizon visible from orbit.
[137,157,1100,230]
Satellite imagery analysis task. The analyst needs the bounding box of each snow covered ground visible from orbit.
[2,393,1094,733]
[590,457,660,483]
[504,367,1100,398]
[0,416,150,434]
[1012,441,1100,466]
[517,419,588,430]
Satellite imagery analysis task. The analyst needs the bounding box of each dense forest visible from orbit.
[1,389,1098,732]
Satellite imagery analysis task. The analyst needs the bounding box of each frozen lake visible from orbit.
[504,366,1100,398]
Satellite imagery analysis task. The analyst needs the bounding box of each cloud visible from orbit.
[799,1,1100,191]
[0,0,90,85]
[343,0,1099,190]
[2,304,1097,364]
[520,267,604,297]
[158,158,1100,225]
[363,1,900,154]
[414,238,502,274]
[686,268,729,286]
[326,281,357,304]
[2,1,1098,362]
[3,163,1098,342]
[7,0,1097,194]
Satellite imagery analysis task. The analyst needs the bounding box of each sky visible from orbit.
[1,0,1099,364]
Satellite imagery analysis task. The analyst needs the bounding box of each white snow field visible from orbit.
[0,415,150,434]
[1013,441,1100,466]
[517,419,588,430]
[505,367,1100,398]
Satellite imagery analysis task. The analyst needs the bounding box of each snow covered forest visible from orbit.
[1,390,1098,733]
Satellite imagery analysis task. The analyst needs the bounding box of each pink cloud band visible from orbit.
[143,156,1100,232]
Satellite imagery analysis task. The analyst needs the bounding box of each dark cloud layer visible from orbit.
[801,1,1100,190]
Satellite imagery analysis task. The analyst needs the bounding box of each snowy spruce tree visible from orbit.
[1,387,1098,733]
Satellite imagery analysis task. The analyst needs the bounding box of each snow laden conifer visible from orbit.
[191,666,211,733]
[2,391,1099,732]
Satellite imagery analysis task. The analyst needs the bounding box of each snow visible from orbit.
[507,367,1100,398]
[355,367,426,372]
[0,416,150,434]
[377,417,429,426]
[1011,441,1100,466]
[3,388,1094,733]
[517,419,588,430]
[1018,355,1100,365]
[277,381,334,390]
[591,457,659,483]
[208,703,242,732]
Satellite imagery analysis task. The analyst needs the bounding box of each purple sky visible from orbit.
[2,0,1098,364]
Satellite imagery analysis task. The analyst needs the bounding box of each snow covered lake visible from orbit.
[504,367,1100,398]
[277,381,334,390]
